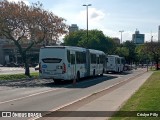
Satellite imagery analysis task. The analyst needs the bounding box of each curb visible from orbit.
[0,77,37,84]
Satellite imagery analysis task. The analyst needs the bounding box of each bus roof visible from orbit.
[41,46,86,51]
[107,55,120,57]
[41,46,105,54]
[89,49,105,54]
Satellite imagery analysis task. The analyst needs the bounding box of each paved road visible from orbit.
[44,70,152,120]
[0,68,146,119]
[0,67,36,75]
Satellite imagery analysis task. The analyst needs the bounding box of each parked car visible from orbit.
[0,64,3,67]
[35,64,39,70]
[155,64,160,69]
[124,64,132,71]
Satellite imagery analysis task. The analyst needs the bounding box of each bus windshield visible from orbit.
[42,58,62,63]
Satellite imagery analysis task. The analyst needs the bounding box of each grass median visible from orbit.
[110,71,160,120]
[0,72,39,81]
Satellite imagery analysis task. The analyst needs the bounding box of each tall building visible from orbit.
[158,26,160,42]
[132,30,145,44]
[69,24,79,33]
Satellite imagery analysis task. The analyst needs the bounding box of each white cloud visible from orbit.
[89,8,105,21]
[76,8,107,29]
[50,5,107,31]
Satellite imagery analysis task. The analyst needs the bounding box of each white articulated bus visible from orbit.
[39,46,105,83]
[106,55,124,73]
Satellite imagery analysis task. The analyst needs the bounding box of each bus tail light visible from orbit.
[39,62,42,73]
[62,63,66,73]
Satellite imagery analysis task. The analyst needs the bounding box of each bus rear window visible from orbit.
[42,58,62,63]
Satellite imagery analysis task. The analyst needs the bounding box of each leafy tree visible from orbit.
[145,42,160,70]
[0,1,67,76]
[63,30,86,46]
[63,29,116,53]
[123,41,136,64]
[135,44,149,65]
[115,47,129,58]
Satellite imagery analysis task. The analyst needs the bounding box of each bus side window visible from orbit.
[91,54,96,64]
[117,58,119,64]
[115,58,117,64]
[76,52,81,64]
[106,58,108,62]
[97,57,99,64]
[100,55,105,64]
[76,51,86,64]
[82,52,86,63]
[71,54,75,64]
[67,50,70,63]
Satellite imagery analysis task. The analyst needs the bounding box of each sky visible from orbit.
[3,0,160,42]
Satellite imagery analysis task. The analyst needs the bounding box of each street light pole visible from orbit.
[83,4,92,48]
[119,30,124,44]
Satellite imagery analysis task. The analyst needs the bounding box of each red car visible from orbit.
[155,64,160,69]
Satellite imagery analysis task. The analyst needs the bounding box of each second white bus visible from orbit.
[106,55,124,73]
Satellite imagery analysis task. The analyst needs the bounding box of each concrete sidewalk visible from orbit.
[50,71,153,120]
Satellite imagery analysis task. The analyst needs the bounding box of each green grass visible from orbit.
[110,71,160,120]
[0,72,39,81]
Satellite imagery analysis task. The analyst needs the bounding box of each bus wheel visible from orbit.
[76,71,80,81]
[100,69,104,76]
[54,79,61,84]
[118,68,120,73]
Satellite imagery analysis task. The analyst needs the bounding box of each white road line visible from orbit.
[0,82,73,105]
[0,88,58,105]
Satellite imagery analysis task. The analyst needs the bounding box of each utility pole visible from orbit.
[119,30,124,44]
[83,4,92,48]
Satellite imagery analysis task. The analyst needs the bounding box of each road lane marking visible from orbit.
[0,79,78,105]
[0,88,59,105]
